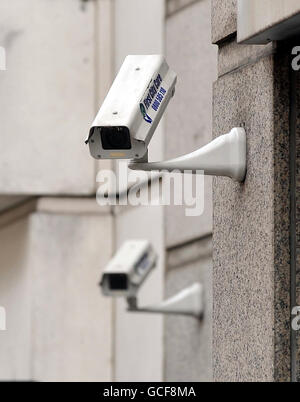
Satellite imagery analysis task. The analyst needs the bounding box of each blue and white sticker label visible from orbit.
[140,73,166,124]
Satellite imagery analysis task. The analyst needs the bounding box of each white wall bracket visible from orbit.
[126,283,204,319]
[129,127,247,182]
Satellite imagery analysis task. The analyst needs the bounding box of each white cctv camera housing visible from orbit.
[101,240,204,318]
[100,240,157,297]
[85,55,247,181]
[86,55,177,160]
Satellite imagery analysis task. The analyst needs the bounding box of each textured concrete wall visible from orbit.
[297,103,300,380]
[290,46,300,382]
[212,1,291,382]
[164,0,216,381]
[211,0,237,44]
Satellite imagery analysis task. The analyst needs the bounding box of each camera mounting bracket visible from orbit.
[126,283,204,319]
[129,127,247,182]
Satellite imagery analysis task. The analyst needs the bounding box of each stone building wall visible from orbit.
[212,0,294,382]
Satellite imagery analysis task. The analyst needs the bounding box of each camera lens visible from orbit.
[100,127,131,150]
[108,274,128,290]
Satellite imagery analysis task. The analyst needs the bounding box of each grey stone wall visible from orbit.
[211,0,237,44]
[297,78,300,382]
[212,1,291,382]
[291,43,300,381]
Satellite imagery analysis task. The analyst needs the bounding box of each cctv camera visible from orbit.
[85,55,246,181]
[85,55,177,160]
[100,240,157,297]
[100,240,204,318]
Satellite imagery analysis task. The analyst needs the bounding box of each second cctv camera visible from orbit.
[100,240,157,297]
[100,240,204,318]
[85,55,177,160]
